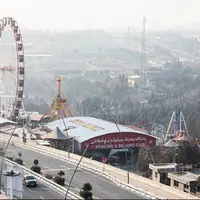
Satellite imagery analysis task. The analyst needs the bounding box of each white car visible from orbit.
[24,175,37,187]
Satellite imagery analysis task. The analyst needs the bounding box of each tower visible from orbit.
[140,16,146,89]
[41,76,73,122]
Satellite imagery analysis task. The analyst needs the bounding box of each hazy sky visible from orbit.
[1,0,200,30]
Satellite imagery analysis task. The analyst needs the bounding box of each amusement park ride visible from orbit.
[40,76,73,122]
[0,17,25,121]
[164,111,190,146]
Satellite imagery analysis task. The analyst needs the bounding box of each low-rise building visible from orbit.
[149,163,200,195]
[149,163,176,185]
[168,172,199,193]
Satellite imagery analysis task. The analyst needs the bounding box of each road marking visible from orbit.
[42,168,74,172]
[39,196,44,199]
[8,143,142,197]
[26,187,32,192]
[60,165,71,169]
[7,149,27,152]
[43,165,51,169]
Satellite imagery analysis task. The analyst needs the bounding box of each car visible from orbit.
[23,175,37,187]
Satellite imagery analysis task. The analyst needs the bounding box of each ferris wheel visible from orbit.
[0,17,25,120]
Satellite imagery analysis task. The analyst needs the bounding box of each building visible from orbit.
[149,163,200,195]
[0,193,9,199]
[0,118,17,134]
[168,171,199,193]
[127,75,140,88]
[45,117,157,155]
[149,163,176,185]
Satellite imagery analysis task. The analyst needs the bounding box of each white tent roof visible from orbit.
[46,116,155,143]
[0,118,16,125]
[163,139,178,148]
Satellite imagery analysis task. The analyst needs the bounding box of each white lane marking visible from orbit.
[43,166,51,169]
[7,149,27,152]
[60,165,71,169]
[26,187,32,192]
[39,196,44,199]
[42,168,74,172]
[8,143,137,198]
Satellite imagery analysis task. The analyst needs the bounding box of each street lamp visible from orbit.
[63,126,76,159]
[109,119,129,184]
[3,168,21,199]
[0,127,17,194]
[64,141,95,200]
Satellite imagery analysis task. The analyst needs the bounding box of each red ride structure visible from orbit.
[0,17,25,120]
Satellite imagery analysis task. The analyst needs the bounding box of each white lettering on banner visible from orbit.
[92,136,147,144]
[95,144,114,149]
[94,143,146,149]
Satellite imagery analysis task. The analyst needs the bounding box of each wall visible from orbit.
[170,178,185,191]
[152,170,160,182]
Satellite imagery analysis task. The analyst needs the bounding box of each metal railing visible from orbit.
[3,157,83,200]
[0,137,165,199]
[8,140,163,199]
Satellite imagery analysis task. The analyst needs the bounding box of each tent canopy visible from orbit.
[163,139,178,148]
[44,127,67,140]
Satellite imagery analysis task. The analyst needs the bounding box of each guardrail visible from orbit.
[3,157,83,200]
[4,139,163,199]
[0,136,197,199]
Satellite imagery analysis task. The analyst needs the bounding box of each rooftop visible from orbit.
[0,117,16,125]
[168,172,198,184]
[46,116,156,143]
[149,163,176,170]
[0,194,9,199]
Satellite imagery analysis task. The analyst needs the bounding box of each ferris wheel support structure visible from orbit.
[0,17,25,120]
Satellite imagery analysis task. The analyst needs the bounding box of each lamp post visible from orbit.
[0,127,17,194]
[63,126,76,159]
[64,141,95,200]
[3,167,21,199]
[110,119,129,184]
[63,127,70,159]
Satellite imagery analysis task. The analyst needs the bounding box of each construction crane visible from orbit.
[40,76,73,122]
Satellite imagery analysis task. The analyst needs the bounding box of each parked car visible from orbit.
[24,175,37,187]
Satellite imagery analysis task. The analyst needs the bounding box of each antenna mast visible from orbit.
[140,16,146,89]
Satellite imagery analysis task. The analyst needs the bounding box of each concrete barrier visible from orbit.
[0,135,198,199]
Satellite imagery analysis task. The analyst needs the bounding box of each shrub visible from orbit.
[57,171,65,176]
[6,156,14,161]
[79,190,93,200]
[33,159,39,166]
[83,183,92,191]
[45,173,53,179]
[80,183,93,200]
[30,165,41,174]
[15,158,23,165]
[18,152,22,158]
[53,175,65,186]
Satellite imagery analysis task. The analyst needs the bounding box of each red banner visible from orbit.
[81,132,156,150]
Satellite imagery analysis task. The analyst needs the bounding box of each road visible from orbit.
[2,173,63,199]
[22,183,63,199]
[2,143,147,199]
[0,153,65,199]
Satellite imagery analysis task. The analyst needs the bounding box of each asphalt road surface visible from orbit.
[23,183,63,199]
[1,143,147,199]
[1,170,63,199]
